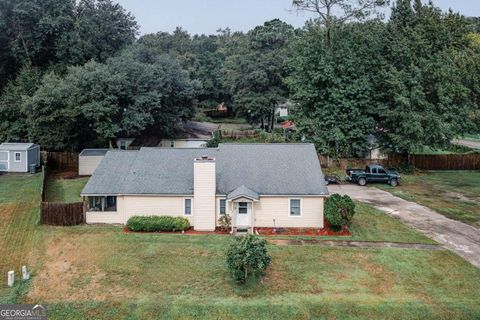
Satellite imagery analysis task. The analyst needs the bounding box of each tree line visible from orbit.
[0,0,479,156]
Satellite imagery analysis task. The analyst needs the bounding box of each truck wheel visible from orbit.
[325,180,330,186]
[389,178,398,187]
[357,177,367,186]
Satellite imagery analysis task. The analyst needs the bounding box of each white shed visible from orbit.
[78,149,109,176]
[0,143,40,172]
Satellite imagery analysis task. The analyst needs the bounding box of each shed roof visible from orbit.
[81,144,328,196]
[79,149,109,157]
[0,143,38,151]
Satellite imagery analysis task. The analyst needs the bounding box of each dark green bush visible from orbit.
[226,235,271,284]
[325,194,356,229]
[126,216,190,232]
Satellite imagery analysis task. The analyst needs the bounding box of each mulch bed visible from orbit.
[123,223,351,237]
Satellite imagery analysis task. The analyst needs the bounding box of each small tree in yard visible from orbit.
[325,194,356,230]
[226,235,271,284]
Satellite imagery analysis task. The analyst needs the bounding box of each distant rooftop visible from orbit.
[0,143,38,151]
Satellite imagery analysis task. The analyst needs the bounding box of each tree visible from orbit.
[225,235,271,284]
[374,0,480,153]
[223,19,294,130]
[288,22,385,156]
[25,53,195,150]
[292,0,389,44]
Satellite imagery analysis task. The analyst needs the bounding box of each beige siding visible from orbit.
[79,156,105,176]
[193,161,216,231]
[253,196,324,228]
[86,196,125,224]
[124,196,193,225]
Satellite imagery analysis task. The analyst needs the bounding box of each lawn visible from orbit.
[0,173,43,303]
[45,176,89,203]
[1,174,479,319]
[377,171,480,227]
[25,228,480,319]
[274,202,436,244]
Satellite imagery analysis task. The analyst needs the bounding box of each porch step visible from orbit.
[234,227,251,235]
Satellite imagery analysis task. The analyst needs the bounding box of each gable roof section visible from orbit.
[0,143,37,151]
[81,144,328,196]
[227,185,259,200]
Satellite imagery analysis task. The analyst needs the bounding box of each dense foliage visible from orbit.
[126,216,190,232]
[325,194,356,228]
[0,0,479,155]
[226,235,271,284]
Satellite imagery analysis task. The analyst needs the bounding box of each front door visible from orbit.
[236,202,250,227]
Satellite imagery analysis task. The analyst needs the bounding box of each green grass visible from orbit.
[27,227,480,319]
[0,173,43,301]
[45,177,89,202]
[377,171,480,227]
[274,203,436,244]
[1,174,480,319]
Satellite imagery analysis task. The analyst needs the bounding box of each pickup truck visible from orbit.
[346,165,401,187]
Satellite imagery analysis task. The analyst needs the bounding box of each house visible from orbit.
[159,121,220,148]
[78,149,109,176]
[0,143,40,172]
[275,103,289,117]
[81,144,328,232]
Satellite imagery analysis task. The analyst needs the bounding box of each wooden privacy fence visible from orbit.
[410,154,480,170]
[41,151,79,171]
[40,202,85,226]
[319,153,480,170]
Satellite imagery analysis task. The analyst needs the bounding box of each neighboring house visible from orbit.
[159,121,220,149]
[78,149,109,176]
[0,143,40,172]
[115,138,134,150]
[81,144,328,232]
[276,103,289,117]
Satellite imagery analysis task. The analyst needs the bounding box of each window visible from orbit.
[238,202,248,214]
[378,169,386,174]
[219,199,226,215]
[14,152,21,162]
[289,199,301,216]
[184,198,192,216]
[88,196,117,212]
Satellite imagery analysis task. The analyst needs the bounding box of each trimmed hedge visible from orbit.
[126,216,190,232]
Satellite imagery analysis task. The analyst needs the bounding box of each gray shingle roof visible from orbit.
[0,143,37,151]
[79,149,109,157]
[81,144,328,196]
[227,185,259,200]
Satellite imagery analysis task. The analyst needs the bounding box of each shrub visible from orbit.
[226,235,271,284]
[325,194,356,229]
[218,214,232,232]
[126,216,190,232]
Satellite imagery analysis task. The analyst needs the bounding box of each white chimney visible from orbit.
[193,156,216,231]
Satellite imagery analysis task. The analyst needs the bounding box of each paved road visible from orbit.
[451,139,480,150]
[328,184,480,268]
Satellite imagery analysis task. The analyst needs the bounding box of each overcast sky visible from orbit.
[114,0,480,36]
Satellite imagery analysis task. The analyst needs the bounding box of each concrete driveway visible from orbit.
[328,184,480,268]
